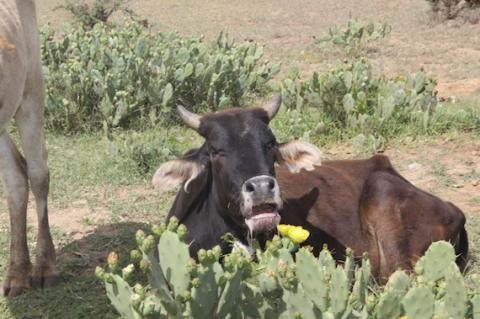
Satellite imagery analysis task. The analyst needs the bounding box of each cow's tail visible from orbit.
[455,226,469,272]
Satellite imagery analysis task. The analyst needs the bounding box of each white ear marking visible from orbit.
[152,159,204,193]
[277,141,322,173]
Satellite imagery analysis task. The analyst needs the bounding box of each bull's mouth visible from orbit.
[245,203,281,233]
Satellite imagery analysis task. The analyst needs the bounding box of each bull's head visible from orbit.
[153,95,321,236]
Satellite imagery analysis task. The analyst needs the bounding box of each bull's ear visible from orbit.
[152,158,205,193]
[276,141,322,173]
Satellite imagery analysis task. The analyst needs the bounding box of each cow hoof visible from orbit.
[31,274,60,289]
[1,274,30,298]
[0,285,27,298]
[31,265,60,289]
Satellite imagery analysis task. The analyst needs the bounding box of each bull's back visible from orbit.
[276,153,467,278]
[359,169,467,278]
[276,154,393,255]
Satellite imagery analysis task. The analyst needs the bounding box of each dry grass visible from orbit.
[38,0,480,97]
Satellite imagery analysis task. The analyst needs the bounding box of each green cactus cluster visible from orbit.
[281,58,438,153]
[41,22,280,133]
[98,223,480,319]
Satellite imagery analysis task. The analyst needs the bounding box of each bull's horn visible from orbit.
[177,105,201,130]
[262,95,282,119]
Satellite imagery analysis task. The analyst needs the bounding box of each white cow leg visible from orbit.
[15,95,59,289]
[0,132,31,297]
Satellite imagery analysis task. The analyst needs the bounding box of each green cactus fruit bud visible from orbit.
[135,229,146,246]
[107,251,119,273]
[152,224,165,237]
[277,259,287,272]
[95,266,106,280]
[198,249,207,264]
[192,277,201,288]
[367,294,376,304]
[139,257,150,272]
[141,235,155,253]
[415,263,424,275]
[187,259,198,276]
[183,290,191,302]
[130,249,142,263]
[142,300,155,316]
[212,245,222,260]
[133,283,145,295]
[130,293,142,310]
[206,250,214,262]
[177,224,187,240]
[167,217,179,231]
[122,264,135,281]
[104,273,114,283]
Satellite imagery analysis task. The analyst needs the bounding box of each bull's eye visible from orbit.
[265,141,277,151]
[210,147,226,158]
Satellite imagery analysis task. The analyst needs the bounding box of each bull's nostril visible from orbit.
[246,183,255,193]
[268,180,275,190]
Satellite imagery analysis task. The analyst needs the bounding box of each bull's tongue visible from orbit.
[245,211,281,233]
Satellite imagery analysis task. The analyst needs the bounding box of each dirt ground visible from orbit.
[37,0,480,97]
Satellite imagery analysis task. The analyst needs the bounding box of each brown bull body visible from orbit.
[277,154,467,279]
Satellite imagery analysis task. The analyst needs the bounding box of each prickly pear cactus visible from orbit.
[385,270,410,298]
[216,270,243,318]
[444,262,467,318]
[319,245,336,277]
[375,291,401,319]
[189,262,220,319]
[415,241,455,282]
[472,294,480,319]
[100,226,478,319]
[104,274,140,319]
[281,286,317,319]
[402,286,435,319]
[330,266,349,317]
[344,248,355,285]
[158,229,191,297]
[296,248,329,311]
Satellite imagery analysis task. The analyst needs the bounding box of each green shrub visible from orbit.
[426,0,480,21]
[41,23,280,133]
[97,219,480,318]
[315,19,391,57]
[106,127,200,175]
[107,131,175,175]
[281,59,438,140]
[55,0,137,29]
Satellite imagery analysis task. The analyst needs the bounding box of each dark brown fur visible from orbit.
[277,154,468,279]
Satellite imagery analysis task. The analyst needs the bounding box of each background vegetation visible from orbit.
[0,0,479,317]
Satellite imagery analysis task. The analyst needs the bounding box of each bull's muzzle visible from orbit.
[241,175,282,233]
